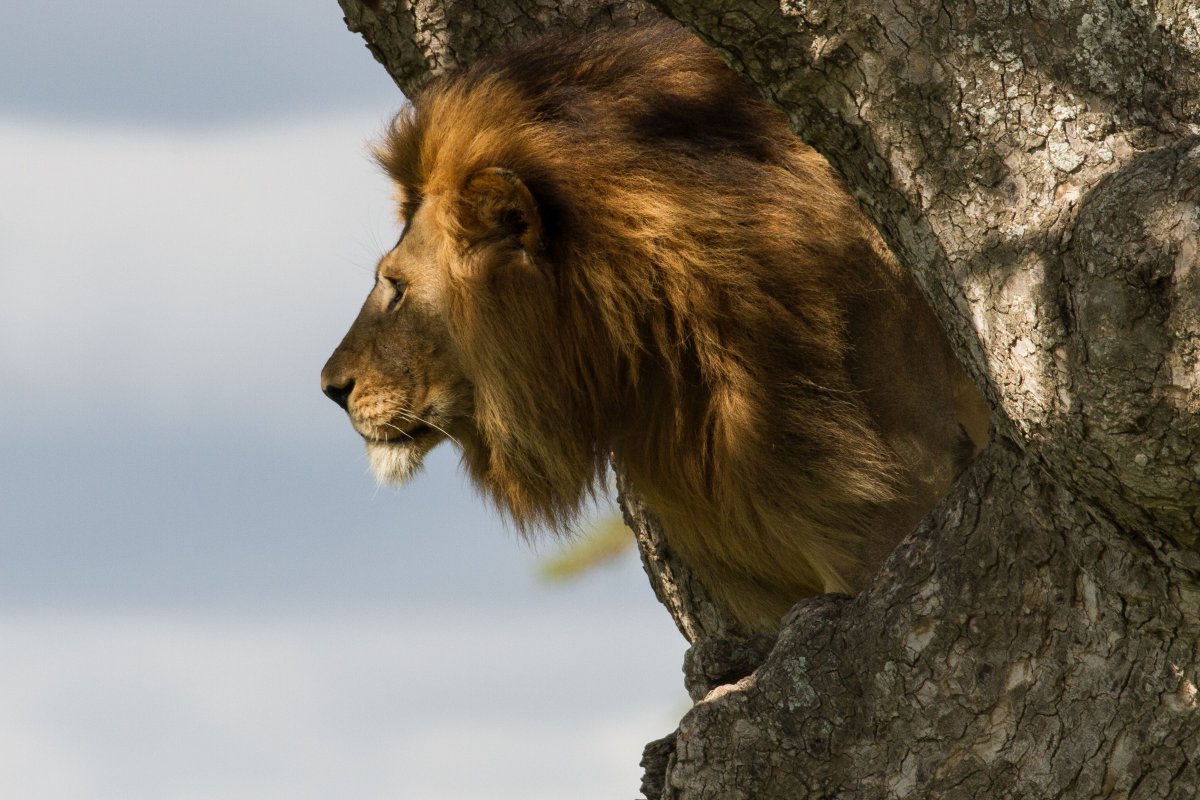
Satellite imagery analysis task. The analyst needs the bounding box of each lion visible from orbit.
[321,21,989,633]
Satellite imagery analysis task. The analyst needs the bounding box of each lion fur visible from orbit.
[368,22,984,631]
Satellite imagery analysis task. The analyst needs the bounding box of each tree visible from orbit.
[335,1,1200,796]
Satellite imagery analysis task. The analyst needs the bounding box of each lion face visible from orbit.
[321,200,476,486]
[322,166,545,492]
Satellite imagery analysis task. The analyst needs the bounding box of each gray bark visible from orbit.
[336,0,1200,796]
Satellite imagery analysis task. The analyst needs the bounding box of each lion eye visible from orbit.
[383,276,408,310]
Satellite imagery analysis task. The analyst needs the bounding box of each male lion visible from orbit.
[321,21,989,632]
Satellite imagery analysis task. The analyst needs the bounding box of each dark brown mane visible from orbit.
[372,21,980,630]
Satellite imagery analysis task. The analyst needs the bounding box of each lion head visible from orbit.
[321,137,621,530]
[321,22,986,631]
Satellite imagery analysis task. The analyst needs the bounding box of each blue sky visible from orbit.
[0,3,686,797]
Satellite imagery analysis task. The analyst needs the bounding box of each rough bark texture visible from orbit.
[336,1,1200,796]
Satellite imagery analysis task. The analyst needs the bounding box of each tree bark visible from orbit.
[336,0,1200,796]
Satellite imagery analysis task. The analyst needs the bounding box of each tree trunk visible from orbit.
[336,0,1200,796]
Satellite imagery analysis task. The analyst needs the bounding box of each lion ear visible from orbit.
[455,167,543,254]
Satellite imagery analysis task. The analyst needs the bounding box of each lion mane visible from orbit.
[337,21,986,631]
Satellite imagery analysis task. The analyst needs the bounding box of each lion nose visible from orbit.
[322,378,355,411]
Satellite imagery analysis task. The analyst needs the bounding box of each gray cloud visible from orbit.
[0,609,686,799]
[1,0,402,125]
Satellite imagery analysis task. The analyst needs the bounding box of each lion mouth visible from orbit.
[371,423,438,445]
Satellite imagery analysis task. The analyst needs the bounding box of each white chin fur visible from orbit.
[366,441,427,486]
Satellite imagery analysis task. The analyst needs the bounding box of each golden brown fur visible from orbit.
[321,22,988,632]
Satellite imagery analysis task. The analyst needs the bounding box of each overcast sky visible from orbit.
[0,4,687,798]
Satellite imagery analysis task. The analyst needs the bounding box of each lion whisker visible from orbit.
[379,421,417,441]
[382,403,463,448]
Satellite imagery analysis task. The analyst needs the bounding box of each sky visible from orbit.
[0,3,688,798]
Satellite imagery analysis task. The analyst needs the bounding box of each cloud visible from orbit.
[0,1,401,126]
[0,114,399,438]
[0,609,687,800]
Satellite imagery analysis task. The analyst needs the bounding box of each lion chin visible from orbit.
[366,440,432,486]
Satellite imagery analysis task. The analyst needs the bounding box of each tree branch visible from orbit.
[338,0,656,95]
[658,442,1200,799]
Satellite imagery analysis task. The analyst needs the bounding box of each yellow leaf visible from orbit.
[537,516,634,582]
